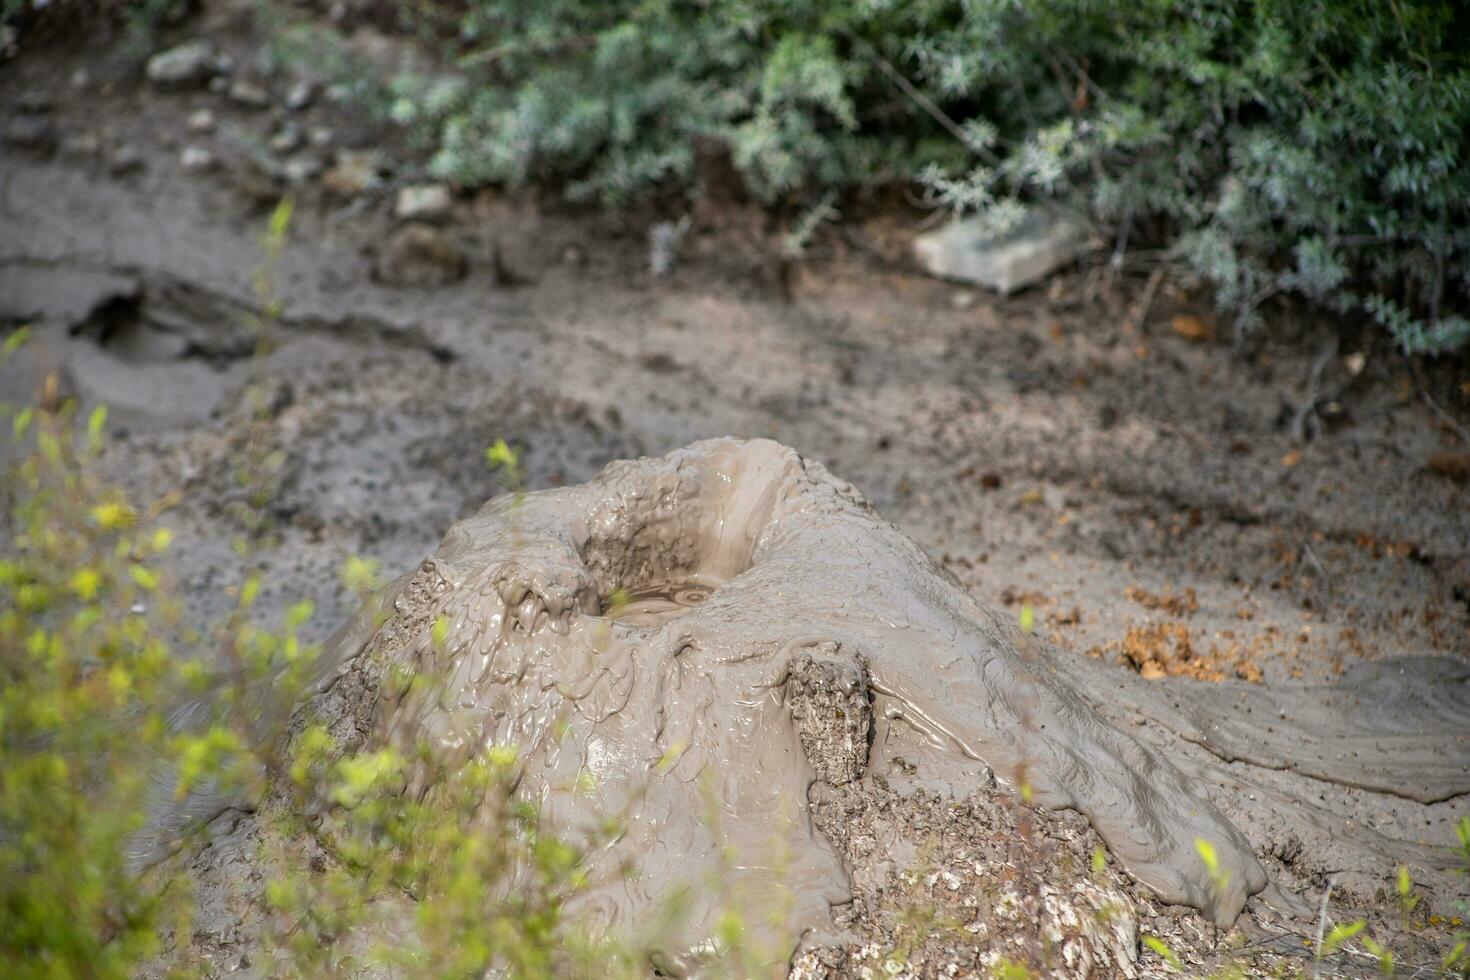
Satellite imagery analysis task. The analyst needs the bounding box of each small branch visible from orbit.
[1127,266,1166,334]
[1422,388,1470,446]
[1311,875,1335,980]
[1299,541,1334,606]
[868,52,999,165]
[1290,337,1338,443]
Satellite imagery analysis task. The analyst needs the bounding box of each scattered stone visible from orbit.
[186,108,217,134]
[307,126,334,149]
[70,67,91,90]
[227,78,271,109]
[18,91,51,113]
[3,115,58,153]
[60,132,102,159]
[145,40,220,89]
[180,145,217,173]
[268,123,303,155]
[949,289,977,310]
[913,208,1090,295]
[283,79,315,112]
[1171,314,1212,342]
[1426,453,1470,484]
[278,154,322,184]
[108,144,144,176]
[207,76,229,95]
[374,223,467,287]
[394,183,452,223]
[1343,351,1366,376]
[321,149,381,197]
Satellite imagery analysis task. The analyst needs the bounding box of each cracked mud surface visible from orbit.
[3,21,1469,976]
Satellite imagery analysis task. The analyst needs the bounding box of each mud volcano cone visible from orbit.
[254,438,1267,969]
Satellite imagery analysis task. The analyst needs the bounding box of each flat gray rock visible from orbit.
[914,208,1090,295]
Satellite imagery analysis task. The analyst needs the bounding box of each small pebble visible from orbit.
[227,78,270,109]
[283,79,315,112]
[186,108,216,134]
[269,123,303,155]
[395,183,453,223]
[109,143,144,175]
[279,154,322,183]
[60,132,102,159]
[180,145,216,173]
[145,39,219,89]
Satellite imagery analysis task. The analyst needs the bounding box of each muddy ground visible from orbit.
[2,13,1468,977]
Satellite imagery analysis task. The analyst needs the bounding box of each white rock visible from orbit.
[179,145,216,173]
[914,208,1090,296]
[227,78,270,109]
[269,124,303,155]
[279,155,323,184]
[186,108,216,134]
[394,183,452,223]
[283,79,315,112]
[146,40,219,89]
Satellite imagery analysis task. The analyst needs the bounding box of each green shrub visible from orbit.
[0,212,679,976]
[379,0,1468,352]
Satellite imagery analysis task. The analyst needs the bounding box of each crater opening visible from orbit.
[600,575,723,627]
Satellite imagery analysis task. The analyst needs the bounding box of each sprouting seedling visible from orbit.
[991,957,1034,980]
[1195,837,1231,895]
[1018,602,1035,633]
[1396,865,1420,917]
[1445,940,1469,974]
[1319,919,1364,957]
[1455,816,1470,874]
[1361,934,1394,977]
[340,554,382,597]
[486,438,524,496]
[1142,934,1181,970]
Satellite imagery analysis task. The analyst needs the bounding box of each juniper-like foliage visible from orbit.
[375,0,1469,352]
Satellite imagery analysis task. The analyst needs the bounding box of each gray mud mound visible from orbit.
[172,438,1282,973]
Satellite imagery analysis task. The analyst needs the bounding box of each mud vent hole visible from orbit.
[601,578,719,627]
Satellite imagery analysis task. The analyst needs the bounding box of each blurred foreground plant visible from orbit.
[0,207,695,975]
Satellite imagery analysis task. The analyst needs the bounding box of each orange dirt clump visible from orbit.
[1124,585,1199,617]
[1088,621,1266,684]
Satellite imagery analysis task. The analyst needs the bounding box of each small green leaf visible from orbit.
[285,600,314,629]
[1320,919,1365,956]
[1195,838,1218,875]
[2,325,31,358]
[486,438,519,471]
[87,404,108,450]
[1143,935,1181,970]
[240,575,261,608]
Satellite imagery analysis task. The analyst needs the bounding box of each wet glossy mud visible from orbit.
[284,438,1271,966]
